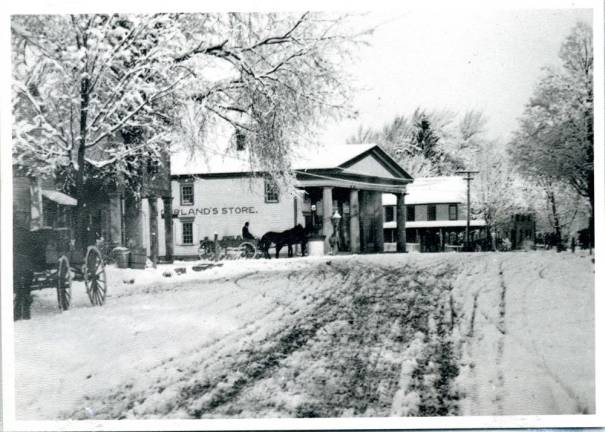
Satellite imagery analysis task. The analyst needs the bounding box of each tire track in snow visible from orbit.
[455,254,496,415]
[179,263,369,418]
[512,257,589,414]
[65,265,341,420]
[494,260,507,415]
[68,259,465,419]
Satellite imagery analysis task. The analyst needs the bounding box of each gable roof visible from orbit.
[291,144,374,170]
[171,143,412,180]
[383,176,467,205]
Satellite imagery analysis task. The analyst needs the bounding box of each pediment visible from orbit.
[342,153,398,179]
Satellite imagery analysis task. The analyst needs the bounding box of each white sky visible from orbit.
[0,2,595,149]
[321,8,593,145]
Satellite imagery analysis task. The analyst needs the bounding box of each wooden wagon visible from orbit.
[13,176,107,319]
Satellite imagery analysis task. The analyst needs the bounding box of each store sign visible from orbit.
[162,206,258,218]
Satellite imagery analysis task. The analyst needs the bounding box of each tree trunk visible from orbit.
[74,77,90,254]
[588,175,594,254]
[546,188,563,252]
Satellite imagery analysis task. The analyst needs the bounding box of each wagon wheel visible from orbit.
[198,242,213,261]
[84,246,107,306]
[56,255,72,311]
[239,242,257,259]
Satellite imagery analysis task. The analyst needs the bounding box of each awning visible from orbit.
[42,190,78,206]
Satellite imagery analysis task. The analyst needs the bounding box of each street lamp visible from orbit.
[456,170,479,252]
[331,209,342,226]
[311,204,317,232]
[331,209,342,253]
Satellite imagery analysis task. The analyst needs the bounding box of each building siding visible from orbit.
[345,154,397,178]
[171,177,297,257]
[415,204,427,221]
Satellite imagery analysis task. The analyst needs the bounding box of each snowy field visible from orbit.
[13,251,595,419]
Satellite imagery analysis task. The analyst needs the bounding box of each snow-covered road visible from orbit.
[13,252,594,419]
[455,252,595,415]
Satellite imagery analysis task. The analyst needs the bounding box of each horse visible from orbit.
[259,224,309,259]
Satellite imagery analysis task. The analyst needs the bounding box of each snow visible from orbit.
[291,143,375,170]
[170,143,377,176]
[12,251,595,420]
[453,252,595,415]
[383,176,471,205]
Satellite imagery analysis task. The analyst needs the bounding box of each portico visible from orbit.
[294,144,412,254]
[169,143,412,258]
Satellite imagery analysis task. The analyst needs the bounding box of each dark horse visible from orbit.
[259,224,308,259]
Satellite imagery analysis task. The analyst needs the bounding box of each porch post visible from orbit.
[322,187,333,251]
[108,192,122,246]
[349,189,360,253]
[374,192,384,253]
[125,195,145,249]
[440,227,445,251]
[30,178,44,230]
[162,196,174,263]
[396,191,407,253]
[148,196,159,268]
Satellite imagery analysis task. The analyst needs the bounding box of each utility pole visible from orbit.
[456,170,479,252]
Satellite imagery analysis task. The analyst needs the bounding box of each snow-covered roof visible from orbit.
[384,220,486,229]
[171,149,250,176]
[292,144,376,170]
[383,176,468,205]
[41,190,77,206]
[171,143,378,176]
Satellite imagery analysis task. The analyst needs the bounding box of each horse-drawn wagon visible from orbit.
[13,176,107,319]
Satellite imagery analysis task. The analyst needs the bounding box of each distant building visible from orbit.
[505,213,536,249]
[383,176,487,252]
[13,148,174,264]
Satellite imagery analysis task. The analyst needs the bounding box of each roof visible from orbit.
[383,176,468,205]
[171,143,411,180]
[291,144,375,170]
[41,190,77,206]
[171,149,249,176]
[384,220,486,229]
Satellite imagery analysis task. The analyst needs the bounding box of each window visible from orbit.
[265,179,279,203]
[448,204,458,221]
[235,130,246,151]
[428,204,437,221]
[182,221,193,244]
[406,205,415,222]
[181,183,193,206]
[384,206,395,222]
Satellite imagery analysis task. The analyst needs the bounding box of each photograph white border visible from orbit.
[1,0,603,429]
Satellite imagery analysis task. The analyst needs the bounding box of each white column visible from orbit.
[349,189,360,253]
[322,187,333,251]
